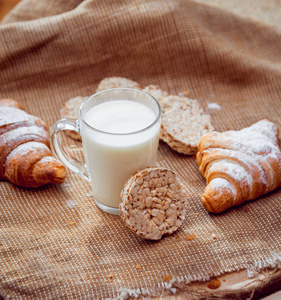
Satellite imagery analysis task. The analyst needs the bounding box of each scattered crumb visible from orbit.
[186,233,196,241]
[136,264,141,269]
[207,103,221,110]
[211,234,216,239]
[207,278,221,289]
[164,275,172,281]
[68,220,76,226]
[194,213,199,216]
[108,274,114,279]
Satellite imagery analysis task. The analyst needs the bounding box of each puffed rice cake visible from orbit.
[60,96,87,141]
[160,95,214,155]
[120,167,188,240]
[142,84,169,102]
[96,77,169,103]
[96,77,143,92]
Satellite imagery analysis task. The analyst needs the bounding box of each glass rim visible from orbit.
[79,88,162,136]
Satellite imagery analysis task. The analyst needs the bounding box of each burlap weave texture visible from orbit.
[1,0,281,299]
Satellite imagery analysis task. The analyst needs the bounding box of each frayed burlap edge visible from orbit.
[116,252,281,300]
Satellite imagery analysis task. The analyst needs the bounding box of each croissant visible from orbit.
[196,119,281,213]
[0,98,23,110]
[0,99,66,188]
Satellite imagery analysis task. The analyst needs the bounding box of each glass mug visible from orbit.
[51,88,161,215]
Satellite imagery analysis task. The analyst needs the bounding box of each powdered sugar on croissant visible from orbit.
[0,99,66,188]
[196,120,281,213]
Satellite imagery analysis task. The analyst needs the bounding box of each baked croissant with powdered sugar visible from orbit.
[196,119,281,213]
[0,99,66,188]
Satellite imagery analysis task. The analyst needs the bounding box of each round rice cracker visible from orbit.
[96,77,143,92]
[60,96,87,141]
[142,85,169,102]
[160,95,214,155]
[120,167,188,240]
[96,77,169,103]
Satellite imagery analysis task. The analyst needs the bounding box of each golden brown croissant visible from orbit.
[196,120,281,213]
[0,99,66,188]
[0,98,23,110]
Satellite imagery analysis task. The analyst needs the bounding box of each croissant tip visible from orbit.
[201,196,216,213]
[48,167,67,184]
[32,156,66,186]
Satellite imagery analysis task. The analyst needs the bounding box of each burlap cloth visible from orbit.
[1,0,281,299]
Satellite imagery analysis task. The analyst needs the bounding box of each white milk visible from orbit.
[82,100,160,209]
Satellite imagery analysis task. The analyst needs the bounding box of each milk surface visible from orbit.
[82,100,160,209]
[85,100,156,134]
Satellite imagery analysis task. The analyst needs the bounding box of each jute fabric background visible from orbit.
[1,0,281,299]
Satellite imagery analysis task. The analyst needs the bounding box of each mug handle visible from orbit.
[50,119,90,181]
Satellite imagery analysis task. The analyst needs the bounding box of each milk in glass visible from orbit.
[82,100,160,209]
